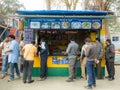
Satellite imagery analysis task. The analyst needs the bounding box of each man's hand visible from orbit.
[5,51,8,54]
[95,59,100,64]
[62,51,67,55]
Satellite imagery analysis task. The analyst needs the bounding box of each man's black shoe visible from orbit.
[92,84,96,87]
[66,79,73,82]
[109,78,114,81]
[73,77,76,79]
[28,80,34,83]
[23,81,26,84]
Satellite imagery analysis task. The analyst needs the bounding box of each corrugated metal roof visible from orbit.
[17,10,108,15]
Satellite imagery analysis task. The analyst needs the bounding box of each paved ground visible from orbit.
[0,66,120,90]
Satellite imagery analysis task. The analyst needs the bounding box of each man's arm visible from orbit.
[66,44,71,54]
[34,47,37,56]
[5,42,13,53]
[109,44,115,58]
[0,42,4,49]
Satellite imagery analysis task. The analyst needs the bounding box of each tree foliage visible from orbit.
[45,0,79,10]
[84,0,102,10]
[84,0,120,14]
[0,0,25,15]
[84,0,120,25]
[103,0,120,26]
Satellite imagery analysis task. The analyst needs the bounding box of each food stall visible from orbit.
[17,10,110,76]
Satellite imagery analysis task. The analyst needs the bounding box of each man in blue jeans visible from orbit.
[84,38,97,89]
[0,37,10,79]
[5,35,20,82]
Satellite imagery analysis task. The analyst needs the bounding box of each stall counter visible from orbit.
[32,56,105,77]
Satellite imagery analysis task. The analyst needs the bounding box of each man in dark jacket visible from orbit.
[38,38,49,81]
[105,39,115,81]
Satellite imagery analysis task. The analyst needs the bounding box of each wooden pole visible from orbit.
[0,14,11,19]
[0,25,9,40]
[0,24,9,29]
[0,13,18,23]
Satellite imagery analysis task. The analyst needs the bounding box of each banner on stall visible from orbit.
[24,29,33,44]
[28,18,102,30]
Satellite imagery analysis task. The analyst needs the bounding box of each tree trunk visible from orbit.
[45,0,51,10]
[72,0,78,10]
[105,19,111,39]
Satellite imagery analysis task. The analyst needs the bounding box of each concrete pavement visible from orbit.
[0,66,120,90]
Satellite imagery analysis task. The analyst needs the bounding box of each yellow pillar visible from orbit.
[100,19,106,67]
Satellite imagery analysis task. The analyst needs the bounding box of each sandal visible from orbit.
[0,75,5,79]
[37,77,45,81]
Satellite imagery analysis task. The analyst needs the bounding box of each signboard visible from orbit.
[71,22,81,29]
[28,18,102,30]
[51,22,61,29]
[52,56,80,67]
[41,22,50,29]
[115,54,120,65]
[30,22,40,29]
[24,29,33,44]
[111,34,120,64]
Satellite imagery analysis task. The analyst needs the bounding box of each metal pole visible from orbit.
[8,14,115,19]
